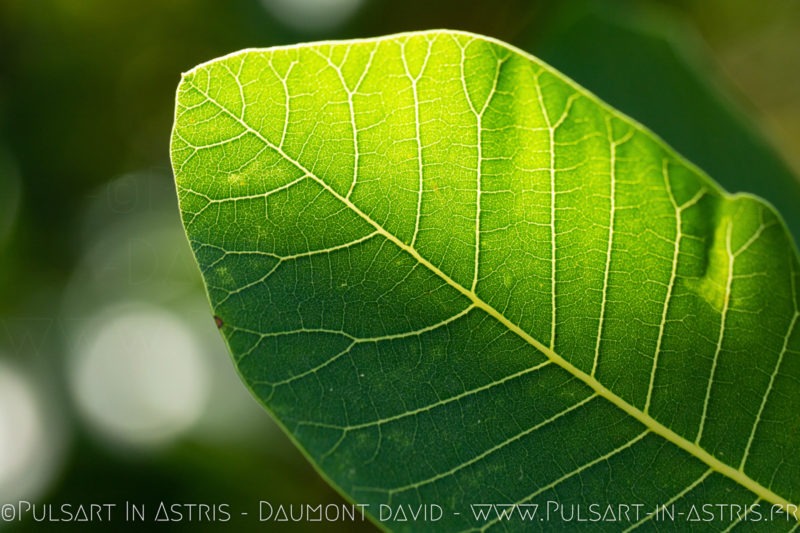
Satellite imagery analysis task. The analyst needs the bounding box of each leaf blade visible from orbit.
[172,30,800,530]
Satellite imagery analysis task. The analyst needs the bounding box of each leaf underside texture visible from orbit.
[171,30,800,531]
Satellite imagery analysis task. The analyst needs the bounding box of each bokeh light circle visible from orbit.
[68,303,210,448]
[0,361,59,503]
[259,0,364,32]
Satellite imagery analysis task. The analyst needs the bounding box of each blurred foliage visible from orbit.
[0,0,797,531]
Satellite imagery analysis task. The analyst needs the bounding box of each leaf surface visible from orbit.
[171,30,800,531]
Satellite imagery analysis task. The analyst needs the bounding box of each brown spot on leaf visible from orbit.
[214,315,224,329]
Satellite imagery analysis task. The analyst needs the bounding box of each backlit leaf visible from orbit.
[171,30,800,531]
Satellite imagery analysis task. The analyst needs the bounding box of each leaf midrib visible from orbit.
[179,49,798,518]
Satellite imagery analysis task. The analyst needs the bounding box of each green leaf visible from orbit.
[171,30,800,530]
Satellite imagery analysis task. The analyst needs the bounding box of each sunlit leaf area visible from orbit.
[1,1,799,531]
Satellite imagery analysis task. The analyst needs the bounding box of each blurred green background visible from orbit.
[0,0,798,531]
